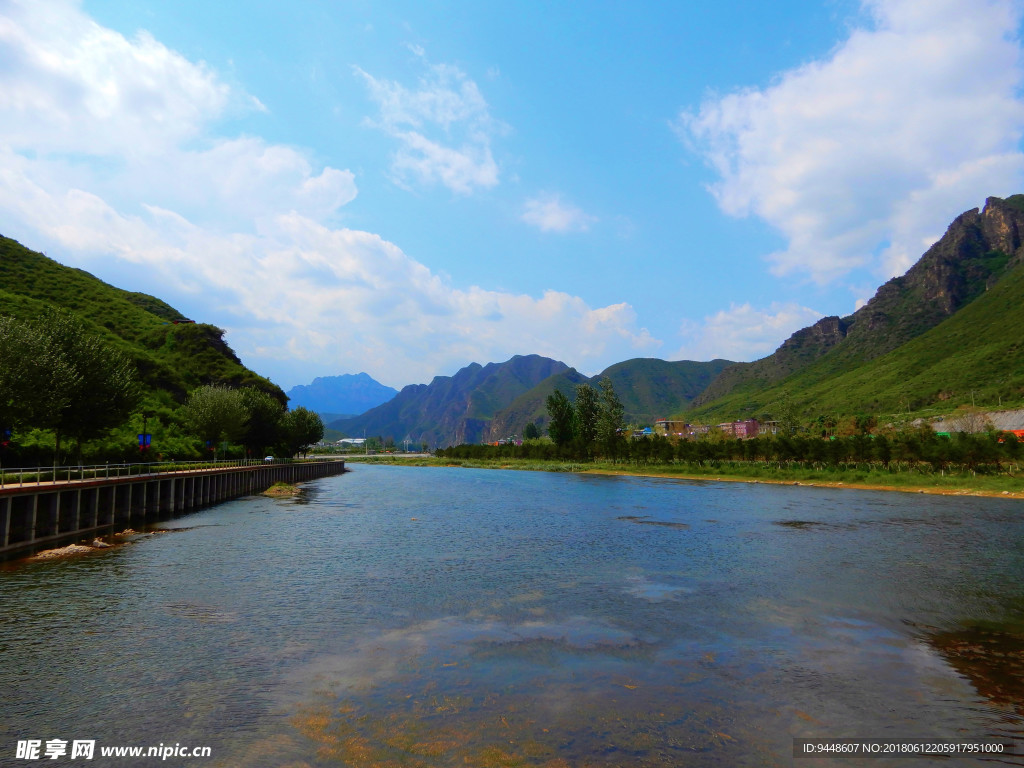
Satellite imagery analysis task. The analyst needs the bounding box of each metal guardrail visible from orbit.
[0,457,334,489]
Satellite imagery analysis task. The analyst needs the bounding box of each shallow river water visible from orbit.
[2,464,1024,766]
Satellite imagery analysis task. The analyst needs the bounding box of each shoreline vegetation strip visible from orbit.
[337,455,1024,499]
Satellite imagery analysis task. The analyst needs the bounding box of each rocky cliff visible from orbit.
[693,195,1024,408]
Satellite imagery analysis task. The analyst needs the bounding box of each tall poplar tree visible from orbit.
[574,383,599,445]
[545,389,575,447]
[596,377,625,458]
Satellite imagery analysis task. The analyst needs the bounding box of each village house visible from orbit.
[715,419,760,439]
[656,418,767,440]
[653,419,688,437]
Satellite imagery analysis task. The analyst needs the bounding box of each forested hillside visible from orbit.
[0,235,284,403]
[0,235,286,461]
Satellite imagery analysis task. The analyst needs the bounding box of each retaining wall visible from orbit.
[0,460,345,560]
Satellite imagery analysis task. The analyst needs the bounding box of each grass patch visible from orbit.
[262,481,300,498]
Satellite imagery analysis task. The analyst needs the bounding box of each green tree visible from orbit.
[522,421,540,440]
[281,407,324,457]
[240,387,285,457]
[873,433,892,467]
[30,309,140,462]
[0,315,78,434]
[770,395,801,436]
[854,413,877,435]
[596,377,625,458]
[814,414,838,438]
[574,383,599,445]
[1002,431,1021,464]
[181,385,248,456]
[545,389,575,447]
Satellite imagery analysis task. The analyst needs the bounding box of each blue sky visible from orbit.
[1,0,1023,390]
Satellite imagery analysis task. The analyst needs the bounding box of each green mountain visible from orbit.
[688,195,1024,422]
[486,358,734,439]
[484,368,592,441]
[329,354,571,447]
[600,358,735,421]
[0,234,285,409]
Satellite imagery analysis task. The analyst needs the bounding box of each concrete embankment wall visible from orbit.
[0,460,345,560]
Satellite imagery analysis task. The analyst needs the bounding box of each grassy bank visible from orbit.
[341,454,1024,498]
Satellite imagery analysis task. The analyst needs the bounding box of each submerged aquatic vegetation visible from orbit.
[929,622,1024,714]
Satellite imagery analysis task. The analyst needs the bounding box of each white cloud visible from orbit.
[356,58,503,194]
[0,0,231,155]
[387,130,498,195]
[0,0,354,230]
[0,2,656,388]
[139,138,358,226]
[522,193,597,233]
[8,188,659,386]
[679,0,1024,283]
[674,302,824,362]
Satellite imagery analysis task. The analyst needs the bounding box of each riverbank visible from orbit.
[338,454,1024,499]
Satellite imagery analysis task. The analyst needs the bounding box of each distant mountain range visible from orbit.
[8,193,1024,450]
[286,373,397,419]
[330,355,733,447]
[328,355,570,447]
[330,195,1024,445]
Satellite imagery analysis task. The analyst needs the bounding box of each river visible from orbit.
[2,464,1023,766]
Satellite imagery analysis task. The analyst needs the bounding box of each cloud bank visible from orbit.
[0,1,657,388]
[680,0,1024,283]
